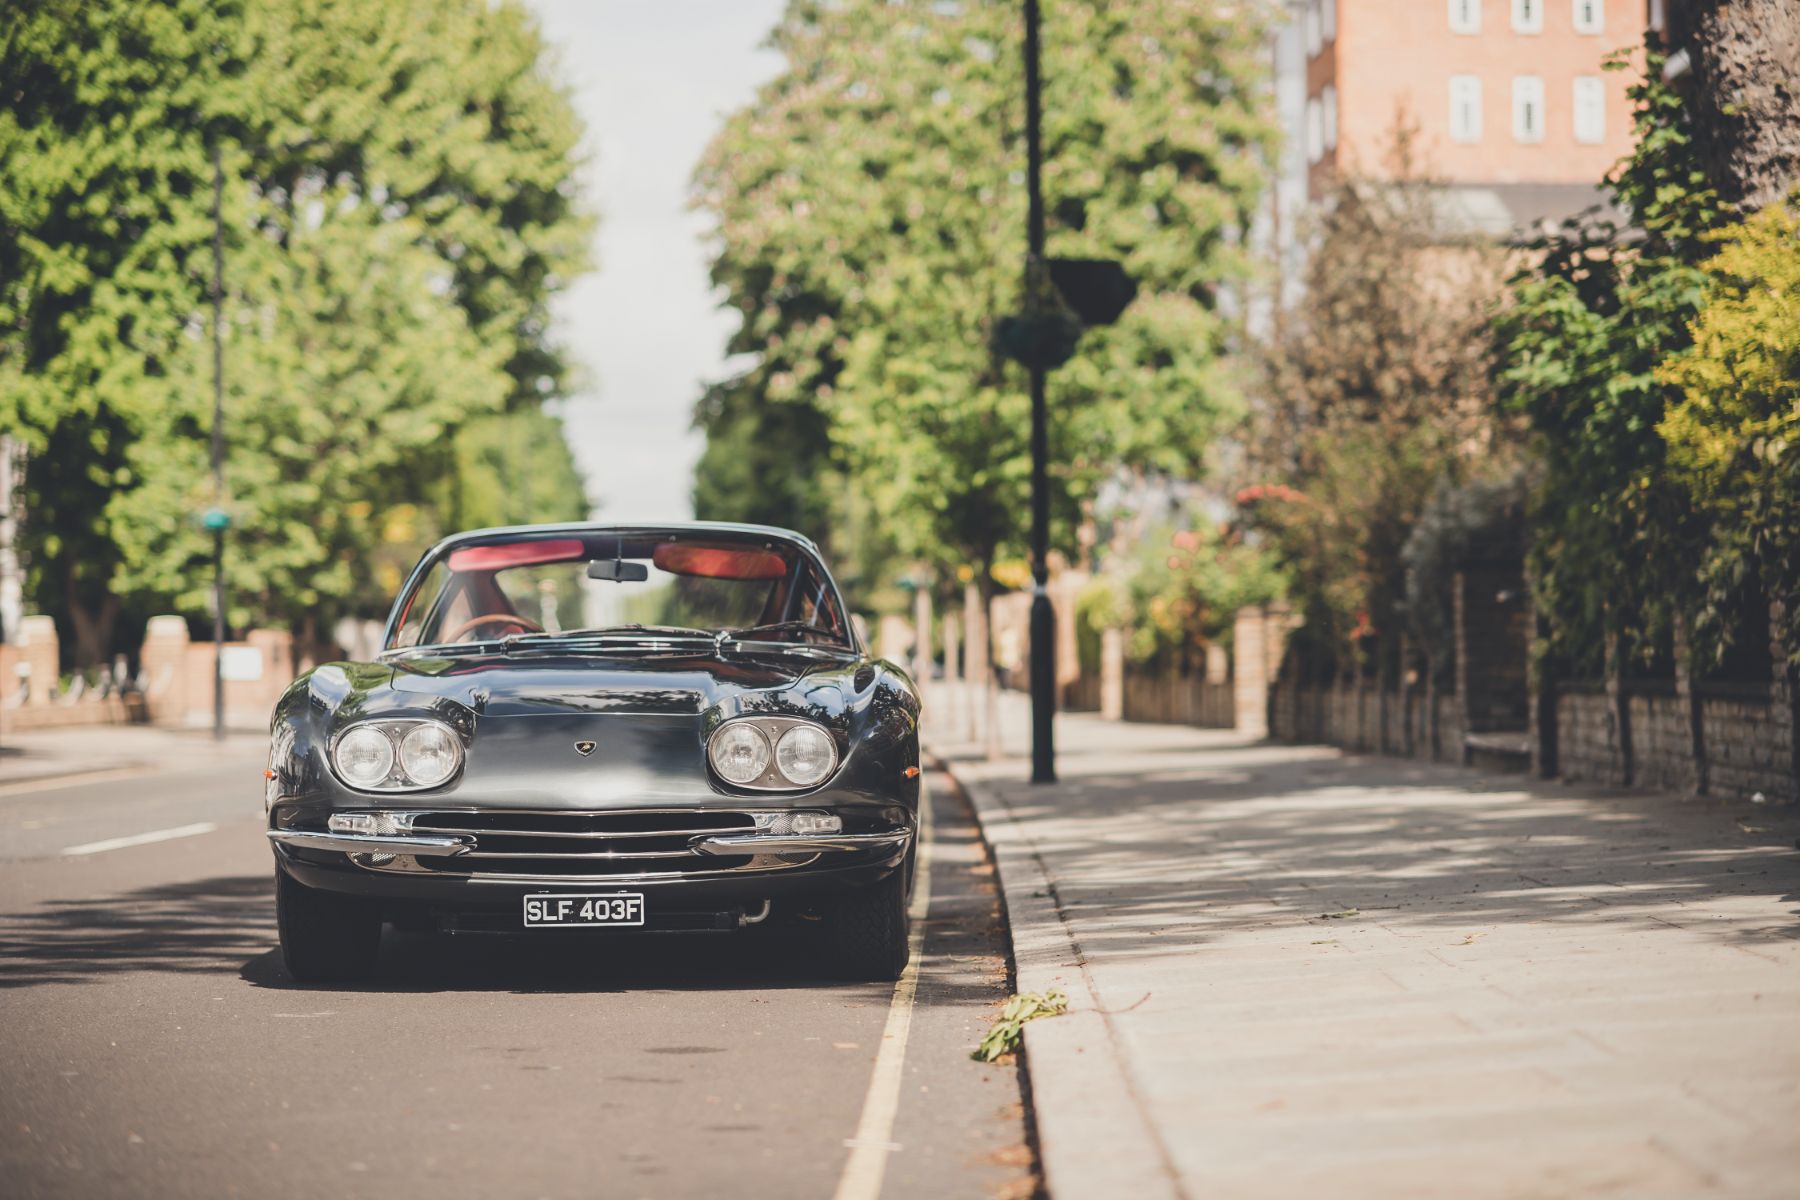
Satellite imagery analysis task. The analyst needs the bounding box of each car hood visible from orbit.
[343,649,866,807]
[386,649,822,716]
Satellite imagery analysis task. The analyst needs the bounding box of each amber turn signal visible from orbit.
[903,766,920,779]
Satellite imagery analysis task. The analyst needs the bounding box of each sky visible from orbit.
[523,0,788,522]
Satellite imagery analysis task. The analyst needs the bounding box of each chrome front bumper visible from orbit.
[687,830,912,856]
[267,827,912,859]
[267,829,472,857]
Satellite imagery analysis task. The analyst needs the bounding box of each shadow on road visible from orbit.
[0,872,992,1003]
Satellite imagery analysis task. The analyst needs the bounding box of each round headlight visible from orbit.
[775,724,836,787]
[399,722,461,788]
[334,725,395,789]
[710,723,770,785]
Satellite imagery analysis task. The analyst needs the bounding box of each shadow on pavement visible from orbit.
[966,735,1800,963]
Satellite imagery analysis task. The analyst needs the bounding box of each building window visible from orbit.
[1322,84,1339,150]
[1572,76,1606,142]
[1512,0,1543,33]
[1322,0,1337,42]
[1449,75,1483,143]
[1573,0,1604,33]
[1304,0,1322,56]
[1513,75,1546,142]
[1449,0,1481,34]
[1305,95,1324,164]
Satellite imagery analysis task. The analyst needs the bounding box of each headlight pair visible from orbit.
[708,718,838,790]
[331,720,463,791]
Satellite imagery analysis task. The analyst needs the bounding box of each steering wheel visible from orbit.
[441,612,545,642]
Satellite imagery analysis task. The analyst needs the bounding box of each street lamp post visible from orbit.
[1023,0,1056,784]
[209,146,226,741]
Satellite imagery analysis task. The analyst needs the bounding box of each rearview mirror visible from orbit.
[587,558,649,583]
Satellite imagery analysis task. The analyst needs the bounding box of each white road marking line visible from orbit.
[0,766,155,799]
[61,822,219,857]
[832,778,934,1200]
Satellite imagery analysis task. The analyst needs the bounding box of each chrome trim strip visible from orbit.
[459,847,699,860]
[413,824,749,842]
[266,829,472,857]
[360,860,808,883]
[689,830,911,856]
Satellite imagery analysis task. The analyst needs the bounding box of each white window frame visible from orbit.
[1572,75,1605,143]
[1512,0,1543,34]
[1449,75,1483,144]
[1322,84,1339,151]
[1573,0,1604,33]
[1513,75,1546,143]
[1304,0,1323,57]
[1449,0,1481,35]
[1305,95,1324,164]
[1321,0,1337,42]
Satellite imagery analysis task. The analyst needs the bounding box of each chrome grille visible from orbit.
[402,809,762,879]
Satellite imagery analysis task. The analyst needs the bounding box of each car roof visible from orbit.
[424,521,823,556]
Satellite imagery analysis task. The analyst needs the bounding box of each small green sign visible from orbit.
[201,507,232,532]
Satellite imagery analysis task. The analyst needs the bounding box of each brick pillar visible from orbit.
[912,584,932,711]
[1233,606,1270,739]
[943,611,961,736]
[1604,624,1635,787]
[1100,627,1124,721]
[963,582,987,742]
[1674,613,1708,796]
[1772,597,1798,804]
[17,615,58,705]
[140,615,190,725]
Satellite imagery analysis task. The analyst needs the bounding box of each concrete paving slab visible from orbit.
[934,690,1800,1200]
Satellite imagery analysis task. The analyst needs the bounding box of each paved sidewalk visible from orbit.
[0,723,267,788]
[932,691,1800,1200]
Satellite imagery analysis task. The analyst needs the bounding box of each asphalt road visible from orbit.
[0,744,1032,1200]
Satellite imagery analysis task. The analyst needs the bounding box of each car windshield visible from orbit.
[387,531,851,651]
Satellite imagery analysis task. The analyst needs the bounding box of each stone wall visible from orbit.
[1548,680,1794,802]
[1272,681,1466,764]
[1554,686,1625,787]
[1700,685,1794,801]
[1119,671,1234,729]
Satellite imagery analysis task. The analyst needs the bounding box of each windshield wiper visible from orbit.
[501,626,718,650]
[719,620,844,645]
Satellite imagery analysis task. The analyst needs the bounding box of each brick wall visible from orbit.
[1120,671,1234,729]
[1699,687,1794,802]
[1628,685,1694,794]
[1554,686,1623,785]
[1269,681,1465,764]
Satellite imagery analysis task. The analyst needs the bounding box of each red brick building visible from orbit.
[1276,0,1657,235]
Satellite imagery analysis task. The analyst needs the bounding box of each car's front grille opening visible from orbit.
[398,810,765,879]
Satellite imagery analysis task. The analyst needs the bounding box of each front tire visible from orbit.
[821,860,912,982]
[276,869,382,983]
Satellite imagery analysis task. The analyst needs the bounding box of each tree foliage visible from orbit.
[1495,45,1723,676]
[1,0,591,660]
[1242,135,1507,670]
[1659,195,1800,665]
[694,0,1272,598]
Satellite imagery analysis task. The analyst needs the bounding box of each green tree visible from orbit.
[1495,45,1724,676]
[695,0,1271,603]
[2,0,591,659]
[1,0,246,663]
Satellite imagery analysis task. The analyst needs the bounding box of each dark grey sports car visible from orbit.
[265,522,921,983]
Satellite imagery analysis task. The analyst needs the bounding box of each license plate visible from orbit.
[523,893,646,928]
